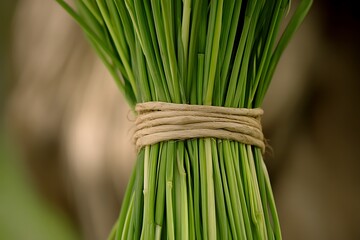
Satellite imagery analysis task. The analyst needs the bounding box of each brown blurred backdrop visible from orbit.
[1,0,359,239]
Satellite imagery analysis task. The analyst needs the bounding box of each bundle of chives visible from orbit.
[57,0,312,239]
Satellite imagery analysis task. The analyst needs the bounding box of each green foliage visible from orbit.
[57,0,312,239]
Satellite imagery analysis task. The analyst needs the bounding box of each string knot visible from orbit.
[134,102,265,152]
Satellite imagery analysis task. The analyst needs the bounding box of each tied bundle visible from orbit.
[57,0,312,239]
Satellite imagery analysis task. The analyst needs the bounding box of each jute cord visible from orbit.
[134,102,265,152]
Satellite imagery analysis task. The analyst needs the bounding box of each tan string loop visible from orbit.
[134,102,265,152]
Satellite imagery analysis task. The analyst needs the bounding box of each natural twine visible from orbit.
[134,102,265,152]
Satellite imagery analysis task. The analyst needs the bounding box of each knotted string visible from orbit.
[134,102,265,153]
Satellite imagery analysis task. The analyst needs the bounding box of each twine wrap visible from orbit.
[134,102,265,152]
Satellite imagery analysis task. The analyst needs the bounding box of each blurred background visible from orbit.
[0,0,359,239]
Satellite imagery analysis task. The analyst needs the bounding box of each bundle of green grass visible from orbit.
[58,0,311,239]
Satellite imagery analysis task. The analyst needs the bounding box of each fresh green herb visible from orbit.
[57,0,312,239]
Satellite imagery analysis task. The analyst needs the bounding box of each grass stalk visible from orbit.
[58,1,312,239]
